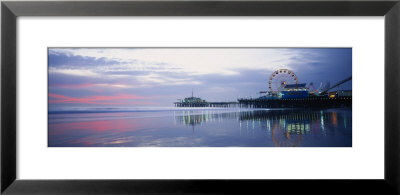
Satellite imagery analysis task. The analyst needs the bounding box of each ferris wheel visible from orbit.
[268,69,299,93]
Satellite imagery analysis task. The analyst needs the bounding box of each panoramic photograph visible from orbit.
[48,48,352,147]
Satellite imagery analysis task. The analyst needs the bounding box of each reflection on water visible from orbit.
[49,108,351,147]
[173,109,351,147]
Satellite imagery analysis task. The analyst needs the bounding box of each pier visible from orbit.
[238,96,351,109]
[175,97,351,109]
[174,70,351,109]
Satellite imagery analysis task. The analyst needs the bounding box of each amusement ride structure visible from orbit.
[268,69,299,93]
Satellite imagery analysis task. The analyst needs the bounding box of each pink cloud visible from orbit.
[49,93,152,105]
[51,83,132,89]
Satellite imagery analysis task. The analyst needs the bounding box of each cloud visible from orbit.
[49,68,101,77]
[134,73,202,86]
[48,48,318,76]
[49,50,122,67]
[49,93,149,105]
[48,48,322,92]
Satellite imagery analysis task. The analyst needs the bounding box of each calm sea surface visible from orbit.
[48,108,352,147]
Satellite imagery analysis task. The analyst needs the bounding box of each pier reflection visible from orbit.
[239,110,324,146]
[174,109,350,147]
[174,110,239,126]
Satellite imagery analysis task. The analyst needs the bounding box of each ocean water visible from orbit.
[48,108,352,147]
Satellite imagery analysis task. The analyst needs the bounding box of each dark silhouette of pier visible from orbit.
[174,97,351,108]
[238,96,351,108]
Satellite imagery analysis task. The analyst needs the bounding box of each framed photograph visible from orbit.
[47,47,352,147]
[2,0,399,194]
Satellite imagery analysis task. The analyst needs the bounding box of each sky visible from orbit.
[48,48,352,110]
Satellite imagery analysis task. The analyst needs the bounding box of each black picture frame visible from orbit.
[2,0,400,194]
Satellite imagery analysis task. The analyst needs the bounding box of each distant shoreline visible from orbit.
[48,107,351,114]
